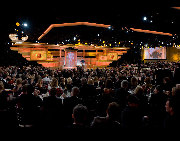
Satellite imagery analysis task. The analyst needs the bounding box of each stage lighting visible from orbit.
[108,26,112,30]
[23,23,28,27]
[143,16,147,21]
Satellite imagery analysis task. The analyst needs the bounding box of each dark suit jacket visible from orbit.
[91,116,121,128]
[63,96,83,125]
[121,106,143,128]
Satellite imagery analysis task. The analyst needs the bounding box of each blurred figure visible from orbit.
[142,77,152,95]
[91,102,121,128]
[13,78,22,97]
[114,80,130,109]
[121,95,143,128]
[0,81,18,128]
[130,76,138,91]
[148,85,168,128]
[66,77,73,92]
[71,104,89,128]
[96,79,114,116]
[0,81,9,110]
[134,85,149,115]
[16,84,42,127]
[162,77,173,92]
[63,87,82,126]
[39,88,63,128]
[164,96,180,128]
[49,78,63,97]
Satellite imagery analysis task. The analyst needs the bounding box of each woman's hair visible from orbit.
[0,81,4,91]
[134,85,144,95]
[87,79,94,85]
[131,76,138,86]
[37,78,43,85]
[144,77,151,84]
[107,102,120,120]
[16,78,22,85]
[155,85,163,94]
[67,77,72,85]
[71,87,80,97]
[51,78,58,88]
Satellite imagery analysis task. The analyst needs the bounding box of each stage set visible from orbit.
[9,22,129,69]
[10,42,129,69]
[9,22,130,69]
[10,22,180,68]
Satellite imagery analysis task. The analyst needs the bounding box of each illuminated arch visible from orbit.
[130,28,173,36]
[38,22,111,40]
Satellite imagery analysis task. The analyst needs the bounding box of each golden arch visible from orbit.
[38,22,111,40]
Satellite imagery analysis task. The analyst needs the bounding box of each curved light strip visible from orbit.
[38,22,111,40]
[172,7,180,10]
[130,28,173,36]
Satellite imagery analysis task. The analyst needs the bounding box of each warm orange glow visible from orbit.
[39,62,59,68]
[107,53,118,61]
[16,22,20,27]
[172,7,180,10]
[130,28,173,36]
[172,54,179,61]
[30,51,47,61]
[38,22,111,40]
[11,42,129,68]
[99,55,108,61]
[22,55,30,58]
[85,52,96,56]
[96,62,111,66]
[10,47,19,51]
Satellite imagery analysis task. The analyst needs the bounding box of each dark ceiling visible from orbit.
[1,0,180,45]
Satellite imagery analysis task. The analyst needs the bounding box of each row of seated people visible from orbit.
[0,77,180,128]
[0,63,180,128]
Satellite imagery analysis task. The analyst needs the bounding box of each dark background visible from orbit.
[0,0,180,66]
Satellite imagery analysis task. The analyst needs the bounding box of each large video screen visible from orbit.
[31,51,47,61]
[65,52,77,68]
[107,53,118,61]
[144,47,166,59]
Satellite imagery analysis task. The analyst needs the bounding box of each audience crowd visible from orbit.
[0,61,180,128]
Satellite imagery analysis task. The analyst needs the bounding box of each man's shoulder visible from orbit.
[93,116,107,123]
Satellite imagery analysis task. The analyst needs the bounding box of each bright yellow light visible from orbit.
[16,22,20,26]
[172,54,179,61]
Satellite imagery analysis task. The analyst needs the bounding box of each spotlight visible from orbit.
[23,23,28,27]
[143,16,147,21]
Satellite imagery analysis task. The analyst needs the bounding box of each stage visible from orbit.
[9,22,131,69]
[10,43,129,69]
